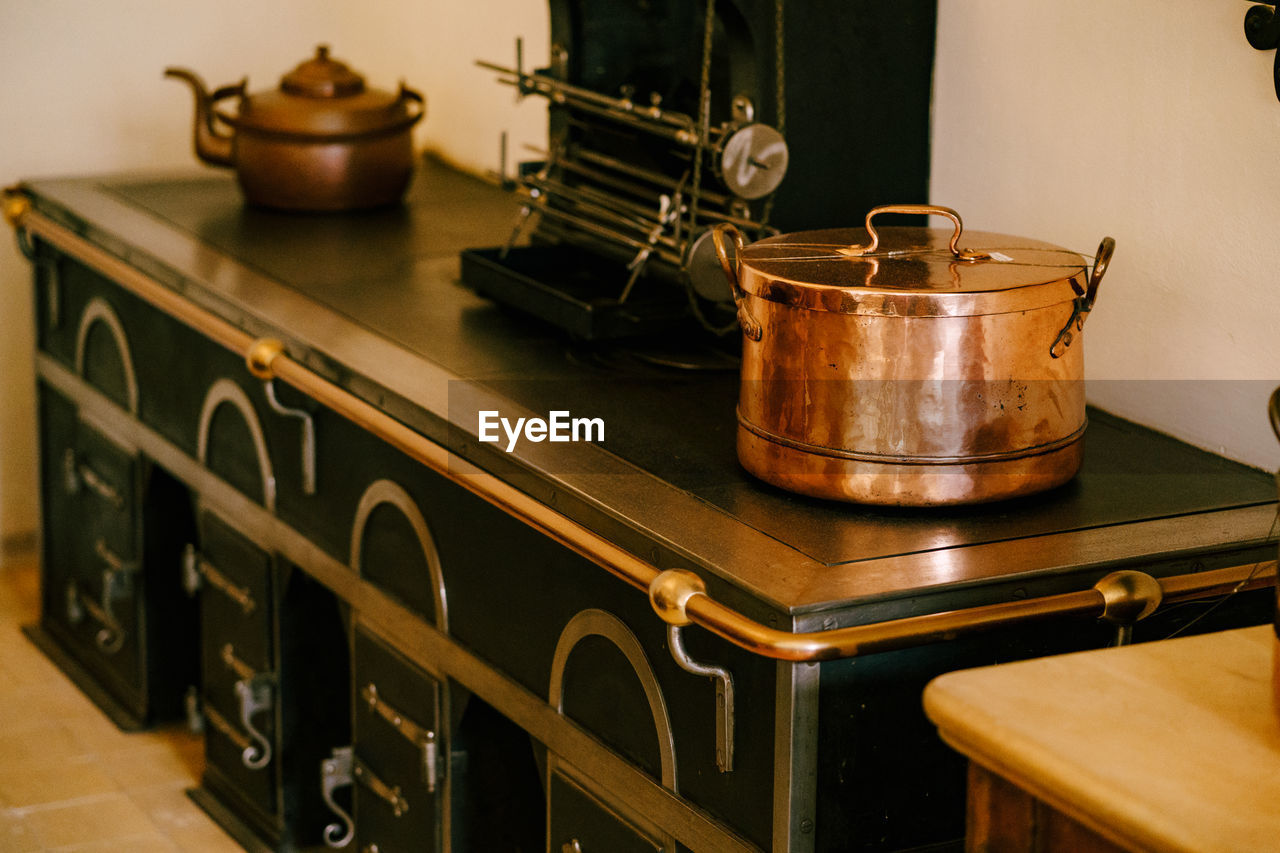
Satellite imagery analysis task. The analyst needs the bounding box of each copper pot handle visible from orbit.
[1085,236,1115,311]
[1050,236,1116,358]
[843,204,989,261]
[711,223,762,342]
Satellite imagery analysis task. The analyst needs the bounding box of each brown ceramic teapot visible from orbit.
[166,46,425,211]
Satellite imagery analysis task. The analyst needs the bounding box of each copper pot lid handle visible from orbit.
[840,204,990,261]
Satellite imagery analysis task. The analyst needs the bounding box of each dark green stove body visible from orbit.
[16,162,1277,852]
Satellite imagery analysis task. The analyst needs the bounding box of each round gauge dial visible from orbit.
[719,124,789,200]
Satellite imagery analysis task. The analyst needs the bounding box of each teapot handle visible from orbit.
[1269,386,1280,443]
[164,68,243,167]
[207,81,246,133]
[398,83,427,128]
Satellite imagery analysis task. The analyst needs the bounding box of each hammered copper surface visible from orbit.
[732,222,1101,506]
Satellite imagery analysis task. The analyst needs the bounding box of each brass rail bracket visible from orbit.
[3,188,31,228]
[1096,569,1164,646]
[649,569,706,627]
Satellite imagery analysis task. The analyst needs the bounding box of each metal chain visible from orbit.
[688,0,716,231]
[775,0,786,136]
[760,0,785,227]
[687,0,786,333]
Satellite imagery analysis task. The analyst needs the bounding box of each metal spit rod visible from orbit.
[476,60,710,147]
[569,146,736,211]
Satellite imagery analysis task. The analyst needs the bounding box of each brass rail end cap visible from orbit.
[649,569,707,626]
[246,338,286,380]
[2,190,30,229]
[1095,570,1163,625]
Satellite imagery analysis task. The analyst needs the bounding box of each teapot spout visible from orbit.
[164,68,241,167]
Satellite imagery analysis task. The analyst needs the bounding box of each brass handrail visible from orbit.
[652,562,1276,662]
[9,194,1277,664]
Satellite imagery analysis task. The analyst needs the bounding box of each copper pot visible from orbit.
[713,205,1115,506]
[166,46,425,211]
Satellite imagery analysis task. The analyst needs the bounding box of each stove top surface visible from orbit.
[22,162,1276,611]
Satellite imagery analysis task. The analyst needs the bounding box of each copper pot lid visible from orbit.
[729,205,1110,318]
[230,45,424,140]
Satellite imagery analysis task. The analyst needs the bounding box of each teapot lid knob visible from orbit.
[281,44,365,98]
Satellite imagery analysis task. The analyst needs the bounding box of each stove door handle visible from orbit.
[320,746,355,849]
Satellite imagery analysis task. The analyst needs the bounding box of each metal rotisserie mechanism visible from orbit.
[462,0,938,339]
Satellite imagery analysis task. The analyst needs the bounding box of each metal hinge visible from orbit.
[360,682,438,793]
[181,544,256,616]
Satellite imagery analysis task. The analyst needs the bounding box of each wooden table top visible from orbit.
[924,625,1280,853]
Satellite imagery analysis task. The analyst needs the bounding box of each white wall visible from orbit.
[932,0,1280,469]
[0,1,547,556]
[3,1,1279,551]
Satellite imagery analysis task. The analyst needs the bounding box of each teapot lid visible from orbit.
[280,45,365,98]
[231,45,424,138]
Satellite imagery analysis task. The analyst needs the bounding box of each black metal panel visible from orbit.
[358,502,440,627]
[35,250,282,491]
[553,0,936,233]
[38,385,79,635]
[33,243,79,371]
[138,463,200,720]
[195,517,353,850]
[203,711,279,828]
[233,383,779,849]
[35,378,198,728]
[72,421,141,687]
[202,404,268,509]
[441,488,778,850]
[198,511,278,821]
[199,512,274,675]
[450,695,546,851]
[275,562,352,848]
[560,635,664,781]
[352,626,440,853]
[80,320,131,411]
[548,769,664,853]
[770,0,937,231]
[41,406,146,713]
[75,422,137,560]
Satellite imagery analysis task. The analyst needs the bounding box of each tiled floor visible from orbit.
[0,553,242,852]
